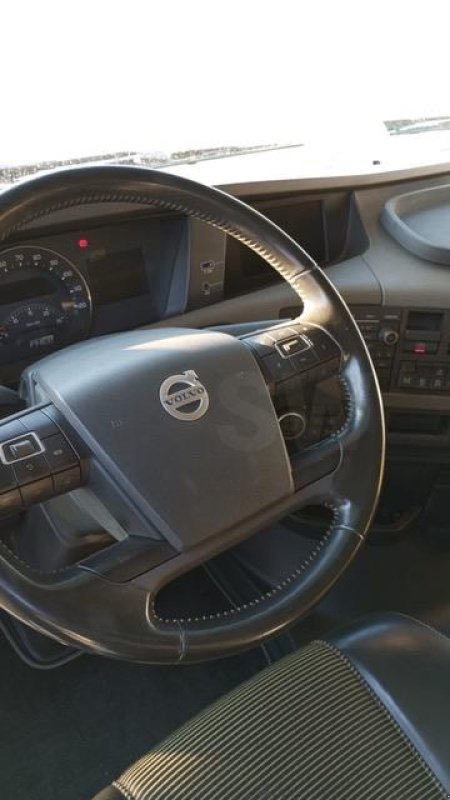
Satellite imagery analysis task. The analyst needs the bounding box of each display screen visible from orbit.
[224,199,327,297]
[407,310,443,332]
[245,200,326,274]
[87,248,149,305]
[1,275,54,305]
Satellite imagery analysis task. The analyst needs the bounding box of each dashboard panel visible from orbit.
[2,167,450,426]
[352,305,450,395]
[134,169,450,459]
[1,167,450,537]
[0,213,226,383]
[0,186,372,386]
[223,191,368,297]
[0,215,187,369]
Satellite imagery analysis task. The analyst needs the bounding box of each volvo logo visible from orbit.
[159,370,210,421]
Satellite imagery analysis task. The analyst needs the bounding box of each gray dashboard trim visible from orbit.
[147,255,380,330]
[384,393,450,412]
[216,162,450,198]
[352,173,450,310]
[381,184,450,266]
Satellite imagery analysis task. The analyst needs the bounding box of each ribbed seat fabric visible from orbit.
[111,640,447,800]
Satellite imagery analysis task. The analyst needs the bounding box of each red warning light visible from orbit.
[77,238,89,250]
[414,343,427,355]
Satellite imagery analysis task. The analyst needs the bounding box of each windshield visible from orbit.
[3,0,450,184]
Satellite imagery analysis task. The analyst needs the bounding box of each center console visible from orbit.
[351,305,450,532]
[351,305,450,395]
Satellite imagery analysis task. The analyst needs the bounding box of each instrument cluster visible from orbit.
[0,246,92,364]
[0,212,201,380]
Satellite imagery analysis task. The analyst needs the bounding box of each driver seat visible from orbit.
[94,614,450,800]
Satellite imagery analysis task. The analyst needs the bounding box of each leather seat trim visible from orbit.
[111,633,447,799]
[93,614,449,800]
[326,613,450,794]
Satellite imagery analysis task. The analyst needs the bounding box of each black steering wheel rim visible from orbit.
[0,166,385,663]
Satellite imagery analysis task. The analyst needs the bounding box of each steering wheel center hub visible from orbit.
[159,370,210,421]
[24,327,293,551]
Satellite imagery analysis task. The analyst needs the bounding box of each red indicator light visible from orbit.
[77,238,89,250]
[414,343,427,355]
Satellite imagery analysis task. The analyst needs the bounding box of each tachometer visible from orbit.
[0,246,91,363]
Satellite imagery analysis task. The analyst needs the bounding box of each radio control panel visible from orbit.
[351,306,450,395]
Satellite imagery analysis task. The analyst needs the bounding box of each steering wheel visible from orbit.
[0,166,384,663]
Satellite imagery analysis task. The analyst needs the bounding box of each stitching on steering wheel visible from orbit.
[0,538,72,576]
[334,375,354,438]
[151,505,340,625]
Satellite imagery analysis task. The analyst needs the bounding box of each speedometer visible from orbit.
[0,245,92,363]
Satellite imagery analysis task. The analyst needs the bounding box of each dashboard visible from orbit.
[0,214,226,383]
[2,166,450,427]
[0,187,368,380]
[2,165,450,533]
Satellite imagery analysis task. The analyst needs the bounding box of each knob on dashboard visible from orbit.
[379,327,399,346]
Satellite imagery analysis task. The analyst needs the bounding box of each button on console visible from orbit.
[400,361,416,372]
[44,434,79,472]
[399,373,414,388]
[263,352,297,382]
[13,453,51,486]
[2,435,42,463]
[308,330,341,362]
[278,412,306,440]
[20,477,54,506]
[8,438,37,460]
[276,335,309,358]
[291,348,319,372]
[416,375,430,390]
[0,432,44,465]
[53,467,81,495]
